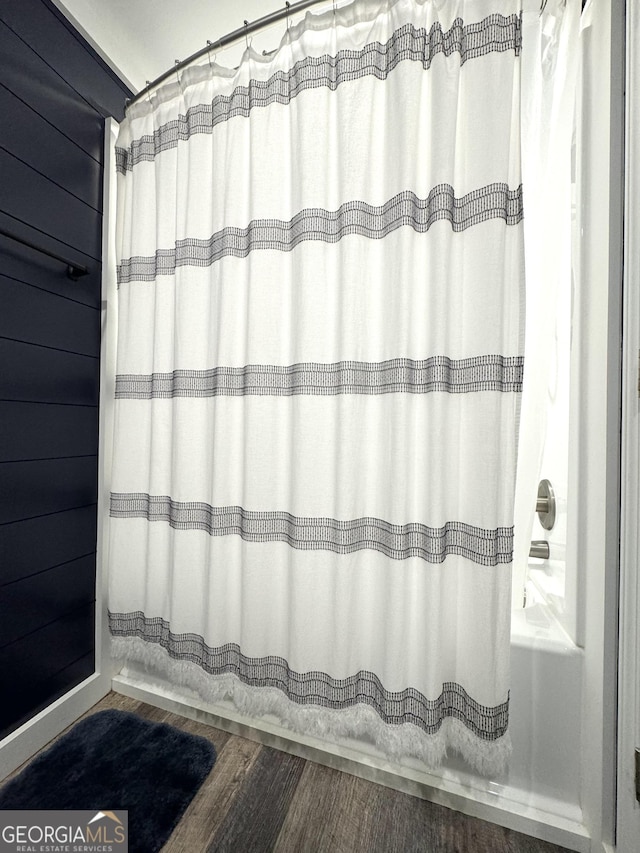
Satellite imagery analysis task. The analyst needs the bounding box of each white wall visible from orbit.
[53,0,313,93]
[570,1,624,847]
[526,214,572,626]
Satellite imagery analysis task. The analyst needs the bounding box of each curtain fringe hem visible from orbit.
[111,635,511,777]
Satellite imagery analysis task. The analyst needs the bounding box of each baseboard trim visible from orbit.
[0,673,111,782]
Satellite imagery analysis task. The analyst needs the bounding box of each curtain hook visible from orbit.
[174,60,182,90]
[145,81,152,105]
[285,1,291,29]
[206,40,216,69]
[244,20,251,50]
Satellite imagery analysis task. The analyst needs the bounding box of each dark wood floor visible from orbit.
[3,692,576,853]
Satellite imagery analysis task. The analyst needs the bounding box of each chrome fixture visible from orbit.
[536,478,556,530]
[529,540,550,560]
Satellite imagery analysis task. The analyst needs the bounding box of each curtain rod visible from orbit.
[126,0,554,112]
[126,0,332,111]
[0,227,89,280]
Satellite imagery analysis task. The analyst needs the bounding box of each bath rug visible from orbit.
[0,708,216,852]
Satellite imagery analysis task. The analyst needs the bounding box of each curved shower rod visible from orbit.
[126,0,333,111]
[128,0,555,111]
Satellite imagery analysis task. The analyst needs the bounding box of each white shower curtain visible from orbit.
[109,0,524,776]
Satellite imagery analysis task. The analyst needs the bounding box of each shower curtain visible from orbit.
[109,0,524,776]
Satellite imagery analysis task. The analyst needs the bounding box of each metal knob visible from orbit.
[536,479,556,530]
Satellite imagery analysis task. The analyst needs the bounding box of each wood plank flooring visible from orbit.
[2,692,577,853]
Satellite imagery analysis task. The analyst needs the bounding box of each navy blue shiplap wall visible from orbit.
[0,0,131,739]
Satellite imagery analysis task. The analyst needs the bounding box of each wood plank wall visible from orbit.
[0,0,131,739]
